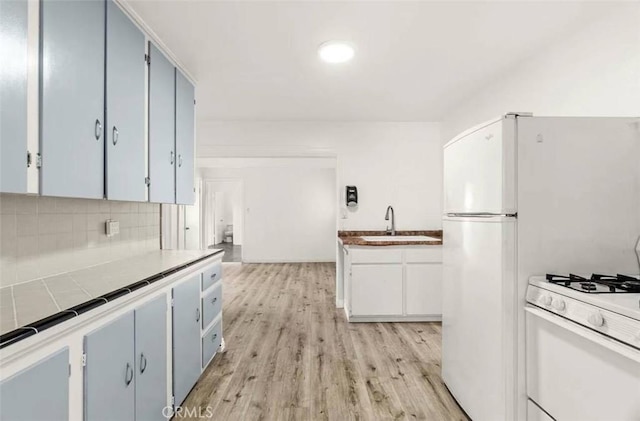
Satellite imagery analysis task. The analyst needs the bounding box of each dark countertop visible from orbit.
[338,230,443,246]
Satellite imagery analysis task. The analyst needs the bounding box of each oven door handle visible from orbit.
[525,305,640,363]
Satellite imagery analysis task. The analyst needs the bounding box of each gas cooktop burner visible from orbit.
[546,273,640,293]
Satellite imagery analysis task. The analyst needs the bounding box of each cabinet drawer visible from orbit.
[349,248,402,264]
[405,247,442,263]
[202,284,222,329]
[202,261,222,290]
[202,320,222,368]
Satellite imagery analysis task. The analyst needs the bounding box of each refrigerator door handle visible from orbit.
[446,213,517,218]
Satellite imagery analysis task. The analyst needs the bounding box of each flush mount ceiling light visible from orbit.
[318,41,355,64]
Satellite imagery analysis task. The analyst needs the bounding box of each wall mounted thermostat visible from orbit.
[346,186,358,207]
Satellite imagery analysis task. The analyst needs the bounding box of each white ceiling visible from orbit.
[125,1,620,122]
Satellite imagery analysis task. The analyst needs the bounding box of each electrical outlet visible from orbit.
[106,220,120,237]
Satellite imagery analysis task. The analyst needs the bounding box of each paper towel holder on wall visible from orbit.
[346,186,358,207]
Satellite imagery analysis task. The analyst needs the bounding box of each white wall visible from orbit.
[200,160,337,262]
[442,4,640,140]
[197,122,443,232]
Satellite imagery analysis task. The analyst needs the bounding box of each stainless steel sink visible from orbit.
[360,236,440,242]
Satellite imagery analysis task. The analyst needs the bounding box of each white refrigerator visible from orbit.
[441,114,640,421]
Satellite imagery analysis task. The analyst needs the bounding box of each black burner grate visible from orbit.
[546,273,640,293]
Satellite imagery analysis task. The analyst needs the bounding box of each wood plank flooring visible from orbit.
[183,263,468,421]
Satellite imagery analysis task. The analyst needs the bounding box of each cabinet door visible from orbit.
[406,264,443,315]
[175,69,195,205]
[0,347,69,421]
[172,274,201,405]
[84,311,135,421]
[351,264,403,316]
[41,0,105,199]
[148,42,175,203]
[0,0,28,193]
[135,295,168,421]
[105,0,146,201]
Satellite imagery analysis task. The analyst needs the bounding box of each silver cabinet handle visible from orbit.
[211,297,217,304]
[210,273,216,279]
[178,154,183,167]
[112,126,119,145]
[95,119,102,140]
[140,353,147,374]
[170,151,175,165]
[124,363,133,386]
[196,308,200,322]
[211,333,217,342]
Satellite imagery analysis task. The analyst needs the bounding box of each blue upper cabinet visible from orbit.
[6,0,194,203]
[40,0,106,199]
[148,43,176,204]
[105,0,146,202]
[0,0,28,194]
[175,69,196,205]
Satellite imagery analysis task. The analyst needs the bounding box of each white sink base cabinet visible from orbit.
[342,245,442,322]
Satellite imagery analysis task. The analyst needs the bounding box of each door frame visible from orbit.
[182,178,203,250]
[202,177,244,253]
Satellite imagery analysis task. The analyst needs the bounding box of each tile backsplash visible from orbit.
[0,194,160,287]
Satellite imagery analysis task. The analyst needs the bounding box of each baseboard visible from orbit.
[242,258,337,263]
[347,315,442,323]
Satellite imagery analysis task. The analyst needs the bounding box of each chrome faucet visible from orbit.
[385,205,395,236]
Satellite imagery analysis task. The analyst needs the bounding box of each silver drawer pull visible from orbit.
[170,151,175,165]
[178,154,183,167]
[211,333,217,342]
[196,308,200,322]
[112,126,119,145]
[211,297,217,304]
[210,273,216,279]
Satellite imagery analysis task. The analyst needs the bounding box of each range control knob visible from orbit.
[552,298,566,312]
[540,294,553,306]
[588,312,605,327]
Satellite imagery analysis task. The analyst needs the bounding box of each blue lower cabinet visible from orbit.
[202,261,222,291]
[84,312,136,421]
[172,275,202,406]
[135,296,168,421]
[84,296,169,421]
[202,283,222,329]
[202,319,222,369]
[0,347,70,421]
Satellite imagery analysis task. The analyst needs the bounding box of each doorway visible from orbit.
[203,179,243,262]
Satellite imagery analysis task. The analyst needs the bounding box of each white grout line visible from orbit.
[69,276,92,299]
[10,286,17,330]
[41,279,61,312]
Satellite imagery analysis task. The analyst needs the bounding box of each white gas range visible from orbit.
[525,273,640,421]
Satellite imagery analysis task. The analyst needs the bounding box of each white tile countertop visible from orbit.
[0,249,223,336]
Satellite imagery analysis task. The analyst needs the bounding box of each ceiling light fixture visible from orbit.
[318,41,354,64]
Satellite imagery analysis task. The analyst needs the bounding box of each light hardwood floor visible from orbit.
[183,263,468,421]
